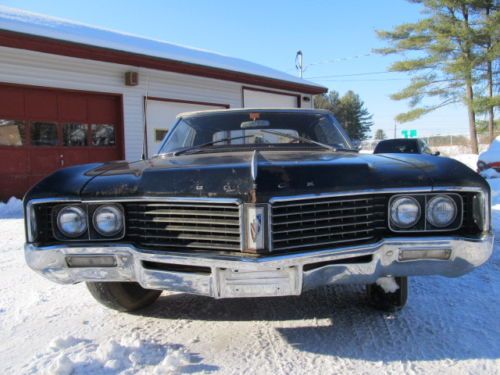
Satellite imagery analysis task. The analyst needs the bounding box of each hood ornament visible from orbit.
[251,150,259,183]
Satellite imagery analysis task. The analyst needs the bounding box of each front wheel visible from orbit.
[367,276,408,312]
[86,282,162,312]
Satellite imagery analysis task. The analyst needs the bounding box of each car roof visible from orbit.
[378,138,419,144]
[177,108,333,118]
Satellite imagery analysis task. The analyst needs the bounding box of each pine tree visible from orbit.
[375,0,498,153]
[314,90,374,140]
[472,0,499,143]
[375,129,387,140]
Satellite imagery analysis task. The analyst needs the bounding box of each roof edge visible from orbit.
[0,29,328,95]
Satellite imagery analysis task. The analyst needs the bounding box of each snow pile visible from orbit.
[451,153,478,171]
[375,277,399,293]
[27,334,192,375]
[489,179,500,205]
[0,196,22,218]
[479,136,500,164]
[481,168,500,179]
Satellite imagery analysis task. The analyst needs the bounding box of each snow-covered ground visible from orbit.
[1,183,499,374]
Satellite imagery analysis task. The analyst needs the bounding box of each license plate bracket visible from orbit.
[216,266,300,298]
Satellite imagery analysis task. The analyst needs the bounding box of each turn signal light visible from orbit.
[399,249,451,261]
[66,255,117,268]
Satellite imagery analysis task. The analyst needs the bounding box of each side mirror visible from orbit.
[434,151,440,156]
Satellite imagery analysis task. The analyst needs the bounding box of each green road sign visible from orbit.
[401,129,417,138]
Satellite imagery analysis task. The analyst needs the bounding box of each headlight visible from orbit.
[390,196,421,229]
[57,206,87,238]
[426,195,457,228]
[93,205,124,236]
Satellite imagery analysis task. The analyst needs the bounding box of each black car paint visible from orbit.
[25,149,488,205]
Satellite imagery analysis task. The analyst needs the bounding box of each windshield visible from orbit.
[158,111,352,154]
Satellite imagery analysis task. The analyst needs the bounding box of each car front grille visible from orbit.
[124,201,242,251]
[270,194,388,252]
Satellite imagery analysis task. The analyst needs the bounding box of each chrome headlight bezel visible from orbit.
[56,205,88,238]
[426,194,458,228]
[389,195,422,229]
[92,204,125,237]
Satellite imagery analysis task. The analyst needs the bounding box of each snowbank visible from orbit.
[0,196,22,219]
[479,136,500,164]
[451,154,478,171]
[28,334,192,375]
[489,179,500,205]
[481,168,500,179]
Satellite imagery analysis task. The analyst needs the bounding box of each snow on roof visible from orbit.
[0,6,326,91]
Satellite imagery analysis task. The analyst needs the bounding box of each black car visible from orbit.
[374,138,438,155]
[24,109,493,313]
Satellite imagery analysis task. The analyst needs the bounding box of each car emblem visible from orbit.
[223,183,235,193]
[250,213,262,242]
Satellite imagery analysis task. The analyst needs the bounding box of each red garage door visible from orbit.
[0,84,123,200]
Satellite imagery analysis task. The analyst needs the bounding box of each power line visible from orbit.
[305,71,396,79]
[306,53,374,68]
[314,78,410,82]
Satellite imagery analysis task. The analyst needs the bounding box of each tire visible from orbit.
[86,282,162,312]
[367,276,408,312]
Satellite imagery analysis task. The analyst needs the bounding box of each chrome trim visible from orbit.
[92,204,126,238]
[26,197,80,242]
[54,204,89,240]
[388,195,421,229]
[269,187,435,203]
[25,233,494,298]
[82,196,242,204]
[267,203,273,252]
[269,186,487,203]
[251,150,258,182]
[387,193,464,233]
[426,194,458,228]
[26,196,242,243]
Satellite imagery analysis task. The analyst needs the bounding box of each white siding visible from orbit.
[0,46,312,160]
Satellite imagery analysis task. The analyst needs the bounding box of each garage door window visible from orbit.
[63,124,88,146]
[91,124,115,146]
[0,120,26,146]
[31,122,58,146]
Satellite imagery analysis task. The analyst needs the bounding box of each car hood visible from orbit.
[71,150,485,203]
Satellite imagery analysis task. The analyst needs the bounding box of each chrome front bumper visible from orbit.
[25,234,494,298]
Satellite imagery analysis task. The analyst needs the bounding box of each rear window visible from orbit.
[375,140,419,154]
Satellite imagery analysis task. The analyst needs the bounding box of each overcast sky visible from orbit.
[1,0,473,138]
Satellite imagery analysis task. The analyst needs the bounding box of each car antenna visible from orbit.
[141,74,151,160]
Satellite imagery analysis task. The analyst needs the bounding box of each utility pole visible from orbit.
[393,121,397,139]
[295,50,304,78]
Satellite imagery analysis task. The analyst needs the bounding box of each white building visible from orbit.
[0,6,326,199]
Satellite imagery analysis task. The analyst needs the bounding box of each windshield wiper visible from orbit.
[172,135,260,156]
[258,129,337,152]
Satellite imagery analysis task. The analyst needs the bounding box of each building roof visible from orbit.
[0,6,327,94]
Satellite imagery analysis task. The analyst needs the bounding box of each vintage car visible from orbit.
[24,109,493,312]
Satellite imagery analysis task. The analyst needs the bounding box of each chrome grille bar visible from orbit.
[125,201,241,251]
[271,194,388,252]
